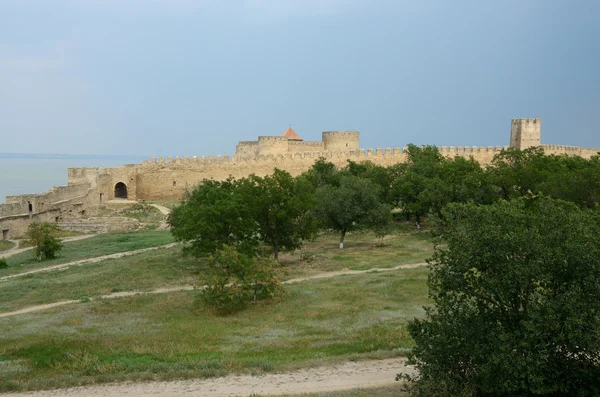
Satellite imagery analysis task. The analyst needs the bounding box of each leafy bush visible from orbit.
[0,258,7,269]
[26,222,63,261]
[200,246,282,314]
[400,197,600,396]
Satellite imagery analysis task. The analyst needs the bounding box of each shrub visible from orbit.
[200,246,282,314]
[26,222,63,261]
[0,258,7,269]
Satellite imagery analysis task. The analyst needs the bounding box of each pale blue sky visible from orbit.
[1,0,598,156]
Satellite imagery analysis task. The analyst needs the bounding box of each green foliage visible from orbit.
[168,178,260,257]
[314,175,392,247]
[402,197,600,396]
[199,246,282,314]
[248,169,317,260]
[26,222,63,261]
[0,258,7,269]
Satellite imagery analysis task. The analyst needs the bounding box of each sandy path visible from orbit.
[0,262,427,318]
[150,203,172,215]
[2,357,412,397]
[0,243,178,282]
[0,235,96,259]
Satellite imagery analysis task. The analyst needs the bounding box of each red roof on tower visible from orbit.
[282,127,302,141]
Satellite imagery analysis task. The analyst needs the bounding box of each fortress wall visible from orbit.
[0,201,24,217]
[323,131,360,151]
[2,183,92,216]
[540,145,599,159]
[580,148,600,158]
[0,210,62,239]
[288,141,325,152]
[258,136,289,156]
[98,165,138,200]
[68,167,99,186]
[235,141,259,155]
[133,146,518,199]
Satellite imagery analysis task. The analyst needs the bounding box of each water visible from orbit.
[0,154,148,203]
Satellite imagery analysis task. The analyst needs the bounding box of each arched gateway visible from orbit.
[114,182,128,199]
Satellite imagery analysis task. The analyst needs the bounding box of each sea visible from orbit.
[0,153,149,204]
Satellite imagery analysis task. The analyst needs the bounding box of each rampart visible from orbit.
[1,119,598,238]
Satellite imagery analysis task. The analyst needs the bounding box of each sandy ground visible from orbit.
[2,357,413,397]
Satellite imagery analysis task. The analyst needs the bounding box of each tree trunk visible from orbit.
[340,230,346,249]
[273,243,279,261]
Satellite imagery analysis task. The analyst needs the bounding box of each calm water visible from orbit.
[0,154,148,203]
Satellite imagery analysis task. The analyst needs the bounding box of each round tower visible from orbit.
[322,131,360,151]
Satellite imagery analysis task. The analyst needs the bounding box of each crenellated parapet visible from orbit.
[2,117,599,239]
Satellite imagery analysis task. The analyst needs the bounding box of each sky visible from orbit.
[0,0,599,157]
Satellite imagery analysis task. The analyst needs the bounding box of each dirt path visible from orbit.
[0,262,427,318]
[150,203,172,215]
[2,357,413,397]
[0,235,96,259]
[0,243,178,282]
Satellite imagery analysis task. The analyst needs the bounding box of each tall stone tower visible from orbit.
[510,118,541,149]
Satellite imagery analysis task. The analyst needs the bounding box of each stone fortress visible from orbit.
[1,118,598,238]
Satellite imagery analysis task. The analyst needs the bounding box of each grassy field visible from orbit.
[0,245,194,313]
[0,240,16,253]
[279,226,432,279]
[0,225,433,392]
[0,267,429,391]
[1,231,175,276]
[97,202,165,226]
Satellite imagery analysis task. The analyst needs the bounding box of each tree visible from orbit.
[401,197,600,396]
[248,169,316,260]
[303,158,341,188]
[26,222,63,261]
[314,175,392,248]
[168,178,260,257]
[200,246,282,314]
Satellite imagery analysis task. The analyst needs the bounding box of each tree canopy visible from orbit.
[402,197,600,396]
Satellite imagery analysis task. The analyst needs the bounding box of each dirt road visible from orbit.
[2,357,413,397]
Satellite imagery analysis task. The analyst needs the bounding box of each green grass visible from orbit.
[0,246,197,313]
[1,231,175,276]
[0,240,16,253]
[0,267,429,391]
[279,226,433,279]
[97,203,165,225]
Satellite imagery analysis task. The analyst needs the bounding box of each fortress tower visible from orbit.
[510,118,541,150]
[322,131,360,151]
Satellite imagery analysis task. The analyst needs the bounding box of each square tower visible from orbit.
[510,118,541,150]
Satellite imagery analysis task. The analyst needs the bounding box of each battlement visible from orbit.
[288,141,323,146]
[258,136,288,141]
[322,131,360,137]
[512,118,541,125]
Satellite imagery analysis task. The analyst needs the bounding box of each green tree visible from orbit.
[401,197,600,396]
[200,246,282,314]
[248,169,316,260]
[303,158,341,188]
[389,144,444,223]
[168,178,260,257]
[314,175,392,248]
[26,222,63,261]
